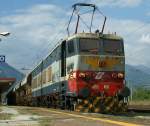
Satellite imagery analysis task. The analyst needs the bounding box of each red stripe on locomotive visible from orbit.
[68,71,124,97]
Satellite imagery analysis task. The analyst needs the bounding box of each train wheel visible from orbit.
[118,100,128,113]
[110,97,128,114]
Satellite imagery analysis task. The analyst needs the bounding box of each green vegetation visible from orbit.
[133,87,150,101]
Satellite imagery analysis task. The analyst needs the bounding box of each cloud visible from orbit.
[0,2,150,71]
[104,18,150,66]
[90,0,143,8]
[140,34,150,44]
[146,12,150,16]
[0,4,68,70]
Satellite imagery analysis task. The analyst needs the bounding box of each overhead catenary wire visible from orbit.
[28,3,150,71]
[30,11,72,68]
[96,7,106,17]
[78,15,91,31]
[32,3,108,67]
[120,21,150,67]
[33,22,68,65]
[124,22,150,37]
[37,22,68,54]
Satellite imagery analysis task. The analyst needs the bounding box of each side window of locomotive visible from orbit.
[67,40,75,55]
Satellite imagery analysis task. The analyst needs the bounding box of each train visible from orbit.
[13,3,130,113]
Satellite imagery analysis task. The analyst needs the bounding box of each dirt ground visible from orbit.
[0,106,150,126]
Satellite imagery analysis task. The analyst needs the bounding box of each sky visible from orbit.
[0,0,150,72]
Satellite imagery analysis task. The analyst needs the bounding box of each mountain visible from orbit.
[1,62,149,89]
[135,65,150,75]
[125,64,150,86]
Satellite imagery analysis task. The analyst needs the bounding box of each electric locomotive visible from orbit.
[67,33,128,113]
[14,3,130,113]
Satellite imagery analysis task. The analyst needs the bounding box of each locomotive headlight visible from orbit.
[104,85,109,90]
[112,73,117,78]
[72,72,77,78]
[118,73,124,78]
[69,72,77,79]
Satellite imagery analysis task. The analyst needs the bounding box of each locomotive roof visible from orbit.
[66,33,123,41]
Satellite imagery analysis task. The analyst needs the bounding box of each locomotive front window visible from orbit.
[79,39,99,54]
[103,40,124,55]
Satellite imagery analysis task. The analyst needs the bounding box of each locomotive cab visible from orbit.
[66,33,126,98]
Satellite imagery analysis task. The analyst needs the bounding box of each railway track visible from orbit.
[128,105,150,113]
